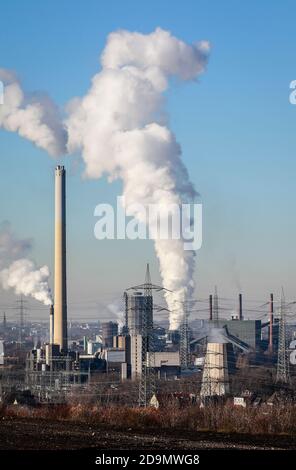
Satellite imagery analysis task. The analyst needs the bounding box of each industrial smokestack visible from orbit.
[49,304,54,344]
[239,293,243,320]
[209,294,213,321]
[53,166,67,352]
[269,293,274,354]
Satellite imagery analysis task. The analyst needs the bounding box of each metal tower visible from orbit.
[276,290,290,384]
[180,303,189,369]
[209,295,213,321]
[138,264,155,406]
[213,286,219,326]
[3,312,7,330]
[179,298,197,369]
[17,296,27,348]
[268,293,274,354]
[126,264,169,407]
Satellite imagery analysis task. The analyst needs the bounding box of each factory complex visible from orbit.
[0,167,295,408]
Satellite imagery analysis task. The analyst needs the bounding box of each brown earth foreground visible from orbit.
[0,417,295,450]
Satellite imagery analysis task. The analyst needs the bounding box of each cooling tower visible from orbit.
[53,165,67,352]
[200,327,231,398]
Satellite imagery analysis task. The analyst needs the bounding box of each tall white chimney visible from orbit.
[54,165,67,351]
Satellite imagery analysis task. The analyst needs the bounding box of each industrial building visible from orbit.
[190,292,280,363]
[19,166,288,409]
[87,340,102,355]
[214,319,262,351]
[102,321,118,347]
[113,334,128,349]
[124,291,153,335]
[104,348,125,364]
[26,347,89,402]
[147,351,180,378]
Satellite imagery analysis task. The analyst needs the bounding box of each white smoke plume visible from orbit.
[106,301,124,329]
[0,28,209,328]
[66,28,210,329]
[1,259,52,306]
[0,69,67,156]
[0,223,52,305]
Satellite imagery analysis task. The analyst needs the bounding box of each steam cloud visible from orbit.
[0,69,66,156]
[67,28,209,329]
[106,301,124,329]
[0,221,32,265]
[0,28,210,328]
[1,259,52,306]
[0,223,52,305]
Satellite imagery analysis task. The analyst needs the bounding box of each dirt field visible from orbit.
[0,416,295,450]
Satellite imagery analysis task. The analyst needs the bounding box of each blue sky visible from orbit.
[0,0,295,321]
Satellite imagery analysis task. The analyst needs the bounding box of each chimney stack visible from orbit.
[53,166,67,352]
[209,294,213,321]
[239,293,243,320]
[49,304,54,344]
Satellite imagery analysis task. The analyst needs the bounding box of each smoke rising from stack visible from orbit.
[0,223,52,305]
[0,28,210,329]
[1,259,52,305]
[66,28,210,329]
[0,69,66,156]
[106,301,124,329]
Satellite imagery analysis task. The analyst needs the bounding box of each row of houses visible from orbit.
[149,389,295,409]
[233,389,294,408]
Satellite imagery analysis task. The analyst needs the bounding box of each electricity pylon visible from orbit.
[276,289,290,384]
[177,299,196,369]
[126,264,170,407]
[213,286,219,326]
[180,308,189,369]
[139,264,155,406]
[16,296,27,349]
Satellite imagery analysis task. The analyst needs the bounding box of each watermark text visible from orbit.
[94,197,202,251]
